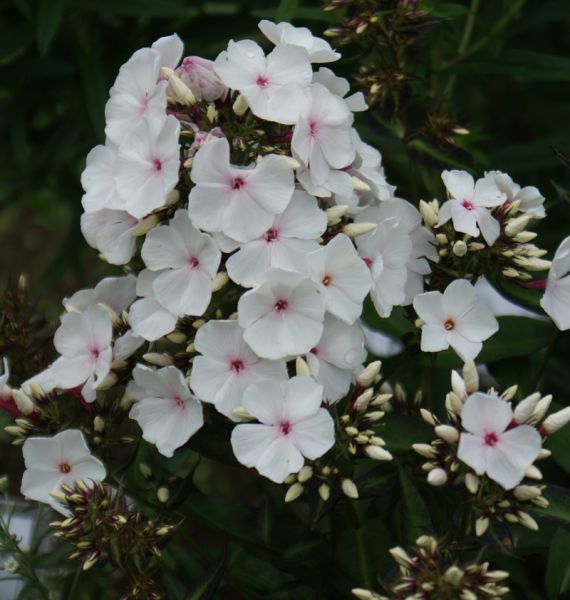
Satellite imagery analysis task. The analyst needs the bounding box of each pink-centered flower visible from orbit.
[21,430,106,515]
[488,170,545,218]
[80,209,139,265]
[226,189,327,287]
[438,170,505,246]
[190,320,288,420]
[230,376,335,483]
[141,210,221,317]
[188,137,295,242]
[214,39,312,124]
[413,279,499,361]
[457,392,542,489]
[50,305,113,402]
[128,364,203,457]
[238,268,326,359]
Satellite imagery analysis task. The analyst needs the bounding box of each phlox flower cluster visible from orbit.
[7,20,570,521]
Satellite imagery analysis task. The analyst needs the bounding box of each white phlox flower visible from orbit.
[292,83,355,186]
[21,430,106,515]
[457,392,542,490]
[226,189,327,287]
[50,305,113,402]
[81,142,123,213]
[541,235,570,330]
[190,320,288,420]
[230,376,335,483]
[141,209,221,317]
[105,34,183,145]
[258,20,340,63]
[0,357,10,395]
[356,217,413,318]
[488,170,545,218]
[188,136,296,242]
[128,364,203,457]
[238,268,326,359]
[305,314,366,404]
[80,209,139,265]
[63,274,136,315]
[129,270,178,342]
[214,39,312,124]
[312,67,367,112]
[306,233,371,324]
[438,170,505,246]
[115,115,181,219]
[413,279,499,360]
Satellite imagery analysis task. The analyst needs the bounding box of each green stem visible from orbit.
[66,565,82,600]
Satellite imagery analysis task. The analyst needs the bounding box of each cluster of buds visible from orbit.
[352,535,510,599]
[50,481,178,574]
[323,0,435,110]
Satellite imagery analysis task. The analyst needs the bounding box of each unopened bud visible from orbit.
[505,215,530,237]
[341,478,359,499]
[356,360,381,387]
[232,93,249,116]
[531,395,552,423]
[525,465,542,480]
[351,176,371,193]
[352,589,375,600]
[465,473,479,494]
[444,565,464,586]
[446,392,464,414]
[389,546,413,567]
[143,352,173,367]
[139,463,152,479]
[435,425,459,444]
[420,408,437,426]
[501,384,518,401]
[451,370,467,398]
[462,361,478,394]
[412,443,437,458]
[419,200,438,228]
[211,271,229,292]
[157,487,170,503]
[435,233,448,245]
[517,511,538,531]
[318,483,330,502]
[513,392,540,423]
[364,445,392,461]
[353,388,374,411]
[12,390,34,415]
[295,356,311,378]
[513,485,542,501]
[131,214,160,236]
[93,416,105,433]
[513,231,537,243]
[285,483,304,503]
[326,204,349,225]
[297,465,313,483]
[452,240,468,257]
[475,516,489,536]
[542,407,570,434]
[427,468,447,486]
[343,222,377,238]
[162,67,196,105]
[232,406,254,420]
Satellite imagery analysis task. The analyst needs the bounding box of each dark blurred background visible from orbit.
[1,0,569,312]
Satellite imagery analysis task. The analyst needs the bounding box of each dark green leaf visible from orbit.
[36,0,63,55]
[276,0,299,22]
[546,528,570,599]
[185,547,227,600]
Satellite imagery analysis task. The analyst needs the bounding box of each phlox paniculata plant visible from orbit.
[2,17,570,600]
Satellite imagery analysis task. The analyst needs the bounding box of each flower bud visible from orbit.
[157,487,170,503]
[452,240,468,257]
[139,463,152,479]
[451,370,467,398]
[131,214,160,236]
[12,390,34,416]
[211,271,229,292]
[465,473,479,494]
[356,360,381,387]
[513,485,542,501]
[501,385,518,401]
[232,93,249,116]
[444,565,464,586]
[326,204,349,226]
[412,443,437,458]
[475,516,489,536]
[541,407,570,434]
[505,215,530,237]
[143,352,173,367]
[318,483,330,502]
[513,392,540,423]
[462,361,478,394]
[389,546,413,567]
[517,511,538,531]
[446,392,464,415]
[161,67,196,105]
[351,176,371,193]
[285,483,304,503]
[420,408,437,426]
[525,465,542,480]
[530,394,552,423]
[364,445,392,461]
[434,425,459,444]
[93,416,105,433]
[343,222,377,238]
[419,200,438,228]
[427,468,448,486]
[353,388,374,412]
[352,589,375,600]
[297,465,313,483]
[295,356,311,378]
[341,478,359,499]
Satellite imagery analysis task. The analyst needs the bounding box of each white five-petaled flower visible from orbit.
[488,170,545,218]
[413,279,499,360]
[128,365,203,457]
[438,170,505,246]
[258,20,340,63]
[238,268,326,359]
[230,376,335,483]
[541,235,570,330]
[50,305,113,402]
[21,430,106,515]
[457,392,542,490]
[312,67,367,112]
[141,210,221,317]
[81,142,123,213]
[306,233,371,325]
[105,34,183,144]
[305,314,366,404]
[214,39,312,124]
[292,83,355,186]
[188,136,296,243]
[80,209,139,265]
[226,189,327,287]
[115,115,180,219]
[129,270,178,342]
[190,320,288,420]
[64,274,136,315]
[356,217,412,318]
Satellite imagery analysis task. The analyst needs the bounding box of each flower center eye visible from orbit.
[59,462,71,474]
[153,158,162,172]
[256,75,269,88]
[230,359,245,373]
[264,228,279,242]
[363,257,372,268]
[322,275,332,286]
[461,199,474,210]
[484,432,498,446]
[310,347,319,356]
[279,421,291,435]
[89,346,100,360]
[274,299,288,312]
[173,394,186,409]
[188,256,200,269]
[444,319,455,331]
[309,120,319,138]
[231,176,246,190]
